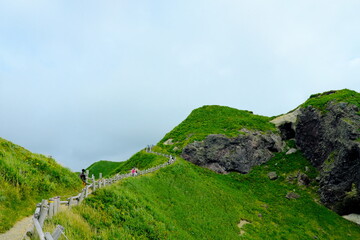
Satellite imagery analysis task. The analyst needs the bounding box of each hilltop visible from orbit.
[301,89,360,111]
[0,137,83,233]
[272,89,360,214]
[158,105,277,154]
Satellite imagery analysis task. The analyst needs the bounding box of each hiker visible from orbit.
[80,169,87,186]
[131,167,137,177]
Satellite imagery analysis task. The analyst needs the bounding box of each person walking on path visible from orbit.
[80,169,87,186]
[131,167,138,176]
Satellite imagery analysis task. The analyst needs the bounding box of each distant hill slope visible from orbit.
[86,160,122,178]
[87,151,169,178]
[158,105,277,154]
[0,137,82,233]
[43,152,360,239]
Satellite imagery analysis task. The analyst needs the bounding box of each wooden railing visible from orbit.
[28,150,176,240]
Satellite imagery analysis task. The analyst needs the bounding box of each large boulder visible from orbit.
[182,131,283,174]
[295,102,360,214]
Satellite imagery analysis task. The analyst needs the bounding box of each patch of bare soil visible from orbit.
[237,219,251,236]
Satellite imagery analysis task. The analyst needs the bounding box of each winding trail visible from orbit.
[0,150,175,240]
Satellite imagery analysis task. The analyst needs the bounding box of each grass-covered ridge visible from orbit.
[158,105,277,154]
[0,137,83,233]
[87,151,170,178]
[301,89,360,111]
[43,152,360,239]
[87,160,122,178]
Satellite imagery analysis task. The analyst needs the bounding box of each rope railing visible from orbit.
[27,148,176,240]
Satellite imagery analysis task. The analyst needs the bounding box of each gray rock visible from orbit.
[268,172,278,180]
[295,101,360,214]
[271,108,301,140]
[297,173,310,186]
[286,148,297,155]
[286,192,300,199]
[182,131,284,174]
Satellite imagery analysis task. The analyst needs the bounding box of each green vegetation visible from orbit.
[87,160,122,178]
[87,151,170,178]
[301,89,360,111]
[43,152,360,239]
[0,137,82,233]
[158,105,277,154]
[109,151,169,175]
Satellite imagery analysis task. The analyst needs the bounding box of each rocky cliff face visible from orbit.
[182,131,283,174]
[180,90,359,215]
[294,102,360,214]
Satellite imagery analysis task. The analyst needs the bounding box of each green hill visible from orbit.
[0,137,83,233]
[86,160,122,178]
[158,105,277,154]
[301,89,360,111]
[43,151,360,239]
[87,151,170,178]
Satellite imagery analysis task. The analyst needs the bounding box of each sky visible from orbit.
[0,0,359,171]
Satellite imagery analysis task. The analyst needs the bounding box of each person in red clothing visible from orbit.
[131,167,137,176]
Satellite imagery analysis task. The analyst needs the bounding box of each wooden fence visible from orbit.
[27,150,175,240]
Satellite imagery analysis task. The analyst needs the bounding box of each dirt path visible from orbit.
[0,216,33,240]
[0,152,173,239]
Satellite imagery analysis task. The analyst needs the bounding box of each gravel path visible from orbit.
[0,216,32,240]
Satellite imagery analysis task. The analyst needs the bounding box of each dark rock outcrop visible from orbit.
[182,131,283,174]
[295,102,360,214]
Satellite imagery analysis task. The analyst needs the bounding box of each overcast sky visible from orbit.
[0,0,359,171]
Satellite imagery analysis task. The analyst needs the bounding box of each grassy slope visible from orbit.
[109,151,169,175]
[43,152,360,240]
[158,105,277,154]
[87,160,122,178]
[87,151,169,178]
[301,89,360,111]
[0,137,83,233]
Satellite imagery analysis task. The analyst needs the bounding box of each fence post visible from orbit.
[79,189,85,204]
[68,197,74,208]
[86,170,89,184]
[85,185,89,197]
[53,197,58,215]
[92,175,96,191]
[44,232,54,240]
[38,199,49,227]
[57,197,61,212]
[51,225,65,240]
[99,173,102,188]
[48,198,54,218]
[33,216,46,240]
